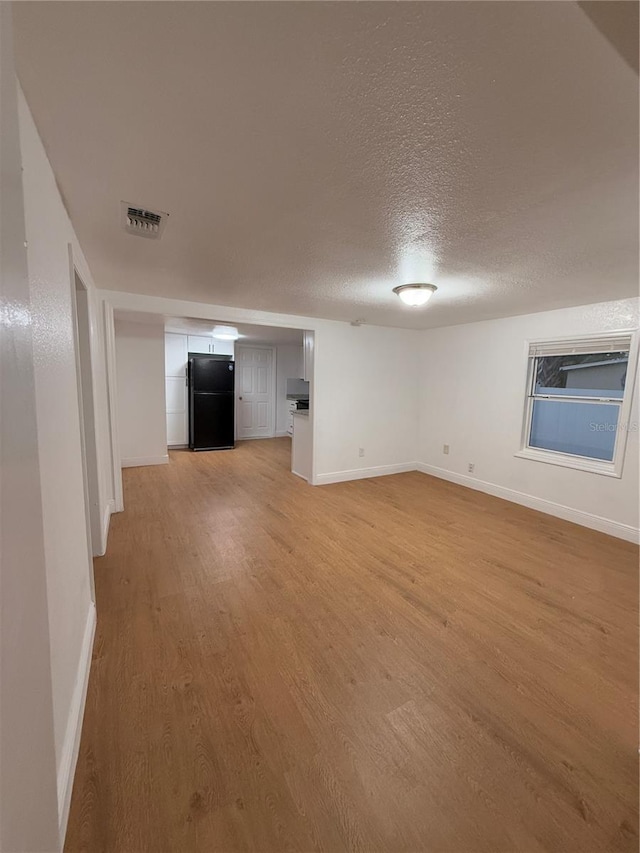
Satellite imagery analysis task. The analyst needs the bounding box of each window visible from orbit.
[516,332,637,477]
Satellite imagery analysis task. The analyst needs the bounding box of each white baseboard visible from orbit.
[311,460,637,542]
[315,462,416,486]
[275,430,290,438]
[415,462,639,544]
[99,498,115,557]
[57,603,96,846]
[121,454,169,468]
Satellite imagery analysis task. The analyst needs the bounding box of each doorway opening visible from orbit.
[163,318,314,479]
[104,310,315,486]
[71,265,101,588]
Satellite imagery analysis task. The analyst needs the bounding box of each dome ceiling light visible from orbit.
[392,283,438,307]
[212,325,239,341]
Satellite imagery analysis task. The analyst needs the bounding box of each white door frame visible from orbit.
[235,345,276,440]
[103,301,124,512]
[68,246,98,599]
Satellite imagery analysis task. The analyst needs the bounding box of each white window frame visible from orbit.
[515,329,639,478]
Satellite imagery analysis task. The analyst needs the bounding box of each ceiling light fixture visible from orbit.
[212,325,239,341]
[393,283,438,307]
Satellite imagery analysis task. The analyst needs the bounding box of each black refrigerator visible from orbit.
[188,353,235,451]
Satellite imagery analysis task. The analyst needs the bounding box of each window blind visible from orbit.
[528,333,633,359]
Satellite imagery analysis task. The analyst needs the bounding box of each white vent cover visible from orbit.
[121,202,168,239]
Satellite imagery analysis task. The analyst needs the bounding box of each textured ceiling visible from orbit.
[13,1,639,330]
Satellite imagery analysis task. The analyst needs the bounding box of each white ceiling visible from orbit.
[14,2,639,330]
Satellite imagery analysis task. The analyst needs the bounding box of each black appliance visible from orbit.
[188,353,235,451]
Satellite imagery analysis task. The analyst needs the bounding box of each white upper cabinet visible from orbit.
[165,332,188,376]
[187,335,235,357]
[187,335,216,354]
[212,338,235,357]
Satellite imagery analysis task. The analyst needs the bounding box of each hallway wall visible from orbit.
[15,80,114,842]
[0,7,60,850]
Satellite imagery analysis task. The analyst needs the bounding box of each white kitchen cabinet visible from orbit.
[187,335,235,357]
[291,412,312,481]
[165,332,188,376]
[165,333,188,446]
[166,411,187,446]
[165,376,187,412]
[211,338,235,357]
[187,335,216,354]
[286,399,297,436]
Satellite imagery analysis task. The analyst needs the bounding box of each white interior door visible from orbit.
[237,346,275,439]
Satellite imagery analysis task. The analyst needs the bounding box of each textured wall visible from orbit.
[0,7,60,849]
[18,84,115,838]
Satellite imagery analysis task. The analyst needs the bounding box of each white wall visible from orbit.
[313,323,420,482]
[100,292,639,540]
[418,297,639,539]
[275,344,303,434]
[2,14,113,846]
[102,290,423,488]
[19,89,99,826]
[0,8,60,849]
[15,81,116,843]
[115,320,167,466]
[197,320,420,483]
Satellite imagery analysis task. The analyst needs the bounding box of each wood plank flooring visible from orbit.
[65,438,638,852]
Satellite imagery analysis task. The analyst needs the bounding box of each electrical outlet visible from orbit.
[359,447,365,458]
[468,463,475,473]
[443,444,450,455]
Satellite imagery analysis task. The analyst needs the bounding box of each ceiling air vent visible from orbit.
[121,202,168,239]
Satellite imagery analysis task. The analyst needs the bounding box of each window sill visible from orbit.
[514,448,621,478]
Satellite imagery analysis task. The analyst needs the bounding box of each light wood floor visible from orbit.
[66,438,638,852]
